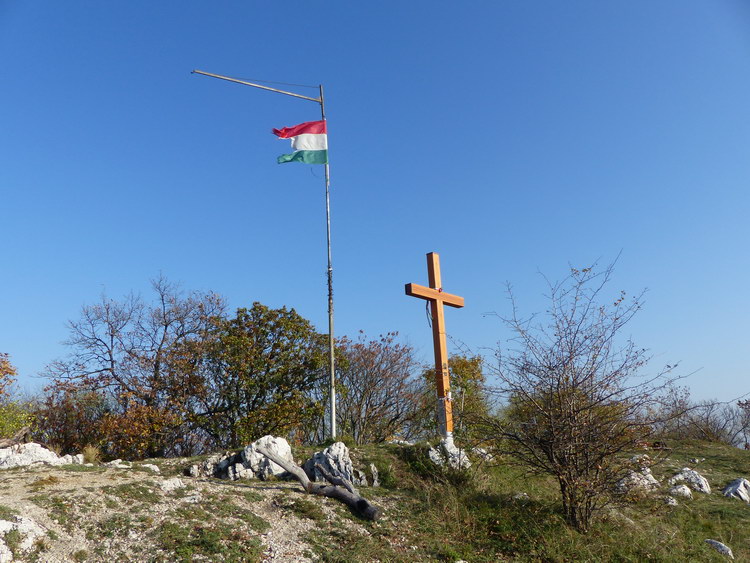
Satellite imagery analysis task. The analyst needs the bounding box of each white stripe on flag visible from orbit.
[290,134,328,151]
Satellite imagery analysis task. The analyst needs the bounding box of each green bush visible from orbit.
[0,401,33,439]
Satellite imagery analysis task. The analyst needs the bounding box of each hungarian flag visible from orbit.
[272,120,328,164]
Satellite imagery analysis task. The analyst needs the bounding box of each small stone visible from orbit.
[369,463,380,487]
[669,484,693,499]
[473,447,494,462]
[630,454,651,466]
[705,539,734,559]
[512,492,530,501]
[663,496,678,506]
[141,463,160,474]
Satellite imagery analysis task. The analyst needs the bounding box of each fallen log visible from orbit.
[255,445,381,521]
[0,426,31,449]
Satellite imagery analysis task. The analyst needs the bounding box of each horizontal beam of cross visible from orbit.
[404,283,465,308]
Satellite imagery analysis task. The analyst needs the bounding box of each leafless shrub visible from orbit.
[477,263,680,532]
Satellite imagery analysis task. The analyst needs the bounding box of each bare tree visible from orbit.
[657,391,750,447]
[336,332,423,444]
[479,264,678,533]
[43,276,225,457]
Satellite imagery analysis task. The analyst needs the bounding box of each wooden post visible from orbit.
[405,252,464,437]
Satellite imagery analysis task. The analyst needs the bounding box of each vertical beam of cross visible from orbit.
[405,252,464,437]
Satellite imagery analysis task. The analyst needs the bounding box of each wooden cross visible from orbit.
[405,252,464,437]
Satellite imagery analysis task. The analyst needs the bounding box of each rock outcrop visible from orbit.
[185,436,296,481]
[185,451,243,479]
[617,467,660,493]
[668,468,711,494]
[428,437,471,470]
[722,478,750,503]
[304,442,368,486]
[0,443,83,470]
[241,436,295,480]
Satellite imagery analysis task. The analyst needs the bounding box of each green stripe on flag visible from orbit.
[277,150,328,164]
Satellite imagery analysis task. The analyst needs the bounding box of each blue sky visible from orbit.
[2,2,749,403]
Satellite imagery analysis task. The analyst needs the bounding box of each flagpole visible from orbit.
[319,84,336,440]
[192,69,337,440]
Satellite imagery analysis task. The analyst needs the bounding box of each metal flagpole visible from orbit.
[192,70,337,440]
[318,84,336,440]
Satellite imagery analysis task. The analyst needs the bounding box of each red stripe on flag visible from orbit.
[272,120,327,138]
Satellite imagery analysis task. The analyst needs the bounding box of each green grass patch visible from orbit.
[102,481,160,505]
[29,494,75,530]
[0,504,19,520]
[3,528,22,556]
[60,464,104,473]
[280,497,327,522]
[154,521,263,562]
[203,496,270,533]
[243,490,264,502]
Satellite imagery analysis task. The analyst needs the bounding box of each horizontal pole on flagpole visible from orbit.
[192,70,321,103]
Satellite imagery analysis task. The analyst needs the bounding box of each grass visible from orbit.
[5,438,749,561]
[154,521,263,562]
[301,440,750,562]
[29,494,75,530]
[101,481,160,505]
[0,504,19,520]
[278,496,327,522]
[3,528,22,556]
[202,495,271,533]
[60,464,104,473]
[27,475,61,491]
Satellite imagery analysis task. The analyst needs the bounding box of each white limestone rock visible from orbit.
[304,442,368,486]
[104,459,132,469]
[617,467,660,493]
[473,447,494,462]
[428,437,471,470]
[663,496,679,506]
[0,516,46,558]
[141,463,160,474]
[185,451,242,479]
[0,443,80,470]
[227,462,255,481]
[370,463,380,487]
[160,478,185,493]
[0,538,10,563]
[705,539,734,559]
[668,467,711,494]
[669,484,693,499]
[243,436,294,480]
[630,453,651,465]
[722,478,750,503]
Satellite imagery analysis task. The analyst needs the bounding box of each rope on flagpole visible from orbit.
[235,76,320,90]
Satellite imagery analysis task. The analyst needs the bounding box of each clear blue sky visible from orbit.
[2,2,749,403]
